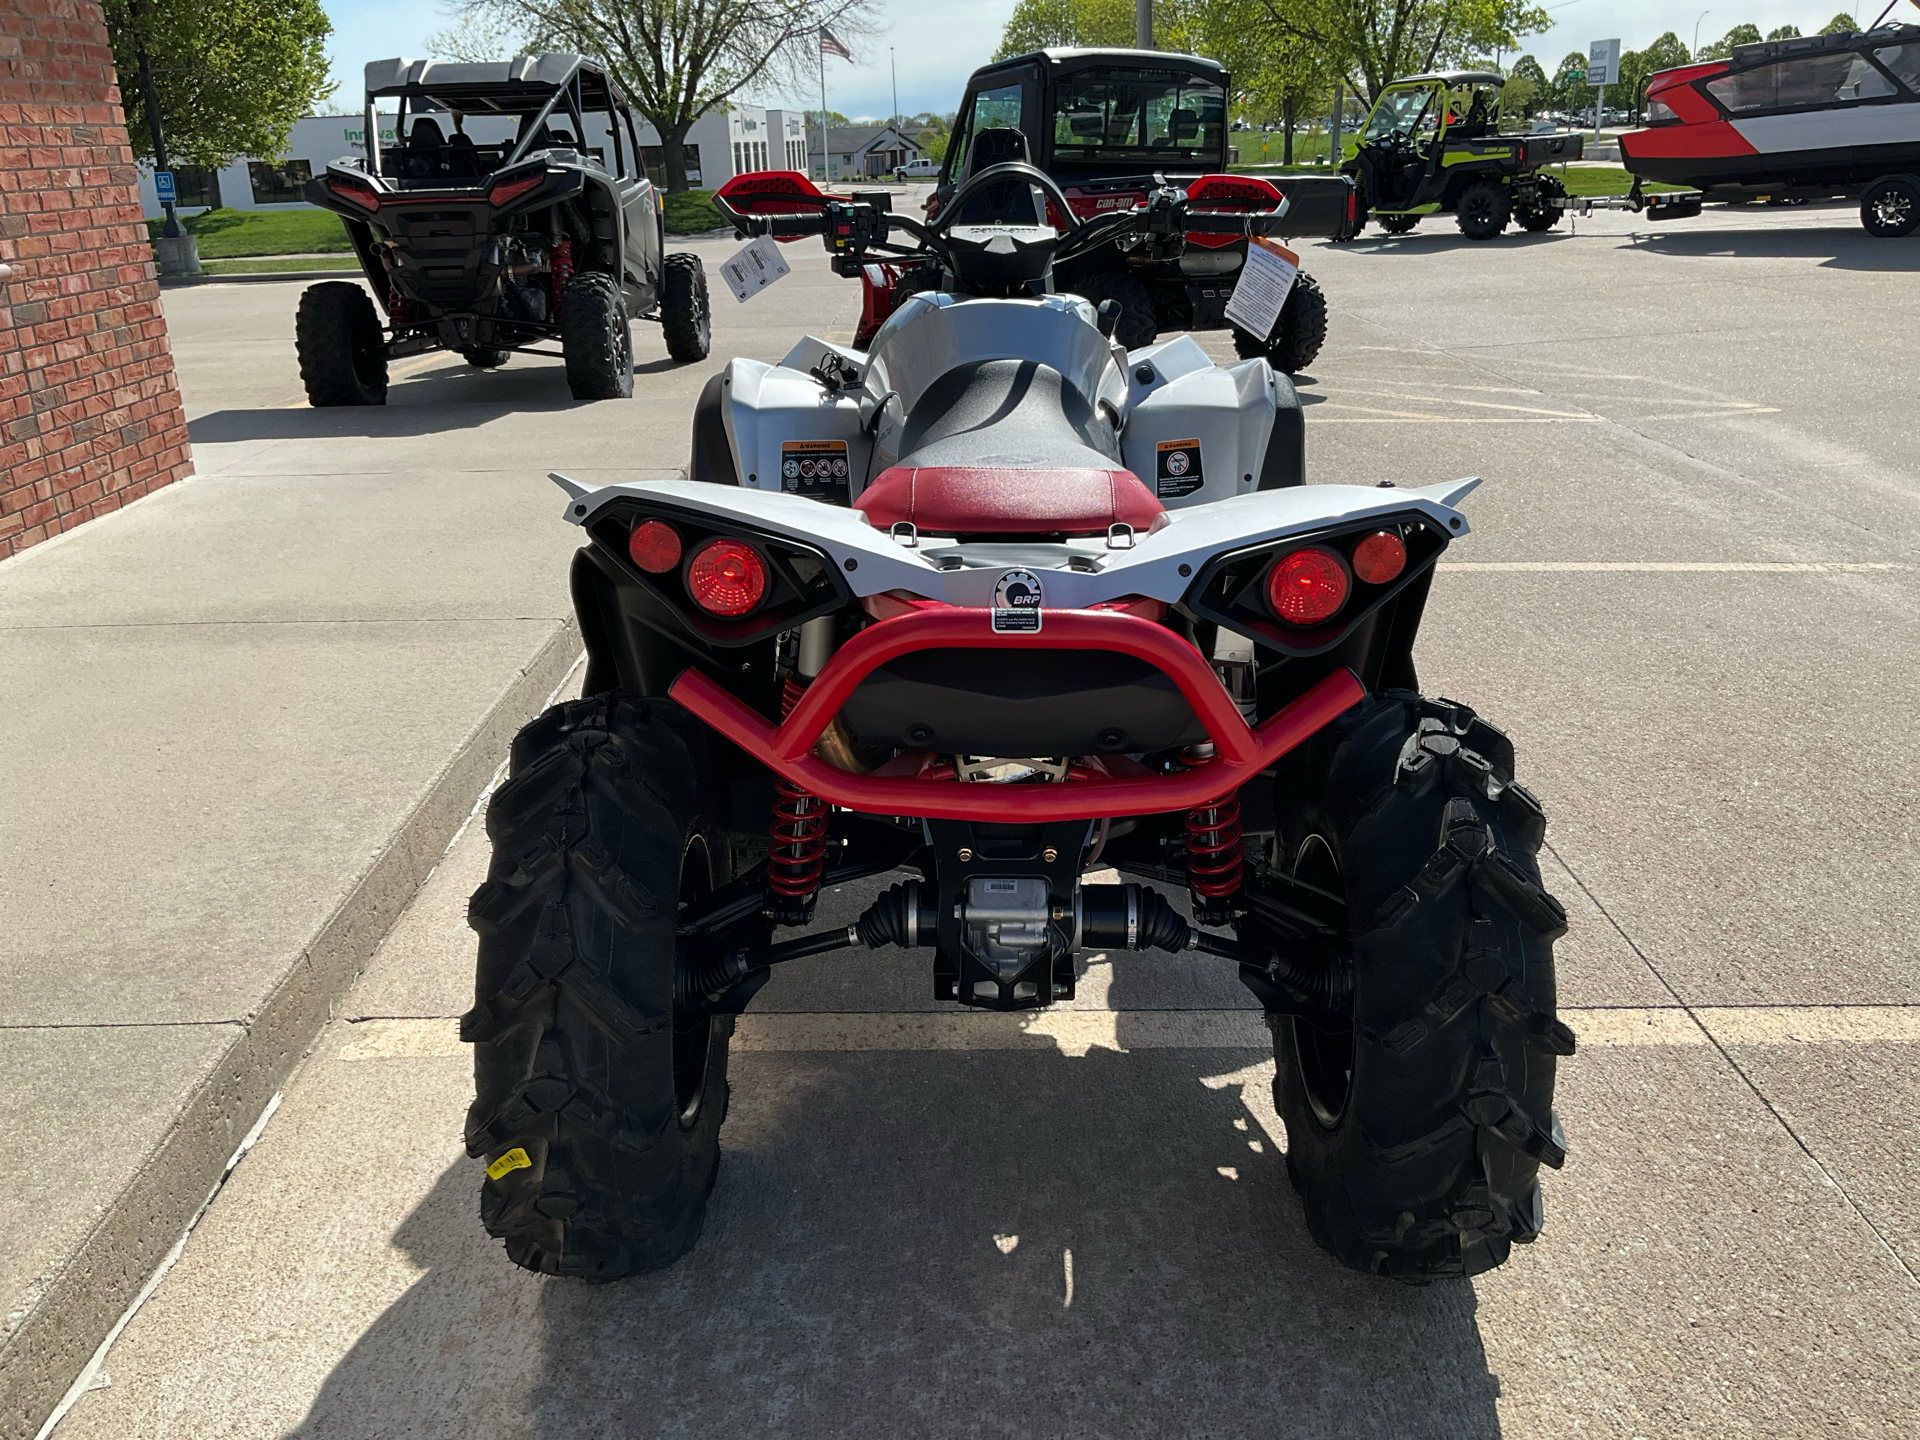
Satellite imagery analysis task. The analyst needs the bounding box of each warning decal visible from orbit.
[780,439,850,494]
[1155,438,1204,498]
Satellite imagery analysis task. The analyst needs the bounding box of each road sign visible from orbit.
[1587,39,1621,87]
[154,170,175,204]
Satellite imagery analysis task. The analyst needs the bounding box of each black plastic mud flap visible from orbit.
[1257,374,1305,489]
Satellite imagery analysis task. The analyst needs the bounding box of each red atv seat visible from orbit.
[857,465,1163,537]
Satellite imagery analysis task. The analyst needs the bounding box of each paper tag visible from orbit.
[1223,238,1299,344]
[486,1147,531,1181]
[718,233,791,303]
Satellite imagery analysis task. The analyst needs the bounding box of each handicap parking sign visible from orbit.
[154,170,175,204]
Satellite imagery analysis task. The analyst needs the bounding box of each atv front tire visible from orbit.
[561,272,634,400]
[1456,182,1512,240]
[660,253,712,363]
[1263,691,1572,1281]
[295,282,388,406]
[1232,271,1328,375]
[1070,271,1157,351]
[464,694,734,1278]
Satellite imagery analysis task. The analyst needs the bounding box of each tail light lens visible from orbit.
[488,172,545,207]
[1268,547,1349,625]
[628,519,682,573]
[328,176,379,210]
[1351,531,1407,585]
[687,538,768,616]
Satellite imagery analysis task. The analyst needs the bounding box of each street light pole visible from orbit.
[1136,0,1152,49]
[1694,11,1710,58]
[890,47,898,132]
[128,0,181,239]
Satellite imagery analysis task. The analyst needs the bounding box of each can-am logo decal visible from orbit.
[991,569,1043,633]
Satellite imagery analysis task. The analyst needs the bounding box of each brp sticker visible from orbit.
[991,569,1043,633]
[1156,438,1204,498]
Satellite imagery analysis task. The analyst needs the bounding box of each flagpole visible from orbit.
[819,36,829,180]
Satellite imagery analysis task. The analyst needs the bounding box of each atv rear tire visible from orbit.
[1232,271,1328,375]
[660,253,712,362]
[295,282,388,406]
[462,347,511,368]
[562,272,634,400]
[1263,690,1571,1281]
[1860,175,1920,237]
[1376,213,1421,235]
[464,693,734,1279]
[1515,175,1566,233]
[1456,182,1511,240]
[1070,271,1157,351]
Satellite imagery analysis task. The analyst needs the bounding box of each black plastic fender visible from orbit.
[1257,370,1305,489]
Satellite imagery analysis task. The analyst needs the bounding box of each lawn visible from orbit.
[146,207,352,257]
[663,189,727,234]
[1555,165,1687,196]
[199,255,361,275]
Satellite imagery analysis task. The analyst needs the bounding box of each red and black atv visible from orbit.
[909,48,1353,372]
[463,165,1571,1286]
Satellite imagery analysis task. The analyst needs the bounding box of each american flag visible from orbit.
[820,27,851,59]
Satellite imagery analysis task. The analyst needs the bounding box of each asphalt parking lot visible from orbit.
[47,201,1920,1438]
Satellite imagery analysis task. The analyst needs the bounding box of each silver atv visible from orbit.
[462,163,1573,1286]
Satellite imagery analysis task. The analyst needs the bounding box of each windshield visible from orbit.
[1051,67,1225,162]
[1364,86,1438,140]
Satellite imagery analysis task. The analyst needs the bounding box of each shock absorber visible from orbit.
[387,288,412,327]
[766,618,838,923]
[1185,790,1244,919]
[549,237,573,320]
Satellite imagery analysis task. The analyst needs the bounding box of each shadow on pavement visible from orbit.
[285,1025,1502,1437]
[1629,227,1920,270]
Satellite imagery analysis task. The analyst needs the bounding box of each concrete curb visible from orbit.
[4,621,581,1440]
[158,267,362,286]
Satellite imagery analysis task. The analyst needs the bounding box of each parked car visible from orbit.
[894,157,941,178]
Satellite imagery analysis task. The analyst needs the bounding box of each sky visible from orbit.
[316,0,1912,121]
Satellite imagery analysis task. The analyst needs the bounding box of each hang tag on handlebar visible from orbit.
[1223,237,1299,344]
[719,233,791,303]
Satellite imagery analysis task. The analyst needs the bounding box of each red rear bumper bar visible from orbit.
[669,607,1365,822]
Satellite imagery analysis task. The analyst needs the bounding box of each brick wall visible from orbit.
[0,0,192,561]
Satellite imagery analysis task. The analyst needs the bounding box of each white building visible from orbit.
[135,101,805,219]
[806,124,927,182]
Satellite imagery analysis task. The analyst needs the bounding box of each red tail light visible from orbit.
[628,519,682,573]
[488,172,545,207]
[1268,547,1349,625]
[687,538,768,616]
[1351,531,1407,585]
[328,176,380,211]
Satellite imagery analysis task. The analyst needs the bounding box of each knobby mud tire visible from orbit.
[660,253,712,363]
[1069,271,1157,351]
[462,347,511,368]
[1232,271,1328,375]
[464,693,733,1279]
[1263,690,1573,1282]
[1375,213,1421,235]
[1456,181,1512,240]
[562,271,634,400]
[295,281,388,406]
[1516,176,1566,233]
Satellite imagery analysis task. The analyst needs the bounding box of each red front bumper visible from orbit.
[668,606,1365,822]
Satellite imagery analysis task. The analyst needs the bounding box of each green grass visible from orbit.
[1554,165,1687,196]
[199,255,362,275]
[663,189,727,235]
[146,207,353,257]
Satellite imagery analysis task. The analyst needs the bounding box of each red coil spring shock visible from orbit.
[767,676,828,906]
[1185,791,1244,900]
[550,238,573,320]
[387,288,412,327]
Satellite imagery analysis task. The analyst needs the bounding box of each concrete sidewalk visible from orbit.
[0,232,856,1439]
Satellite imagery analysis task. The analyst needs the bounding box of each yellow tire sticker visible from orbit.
[486,1147,532,1181]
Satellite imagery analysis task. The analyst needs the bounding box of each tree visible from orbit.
[1820,13,1859,34]
[464,0,877,190]
[102,0,333,168]
[1698,23,1761,60]
[1550,50,1589,115]
[1507,53,1548,117]
[1765,24,1801,40]
[1161,0,1331,160]
[995,0,1133,59]
[1258,0,1550,102]
[427,11,548,62]
[1614,31,1686,122]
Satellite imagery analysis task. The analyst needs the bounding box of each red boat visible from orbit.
[1620,23,1920,235]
